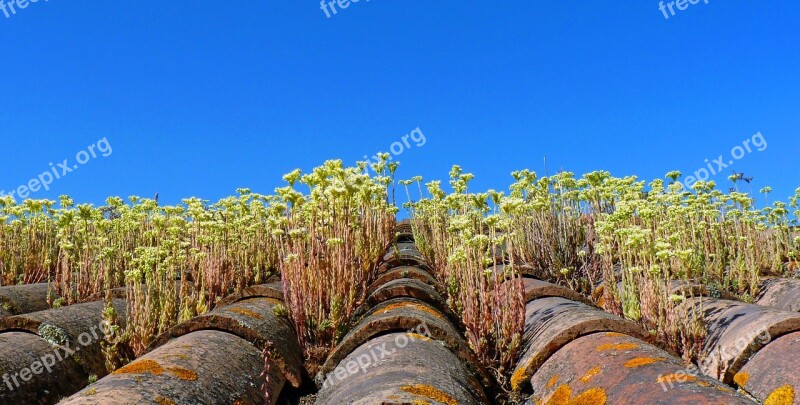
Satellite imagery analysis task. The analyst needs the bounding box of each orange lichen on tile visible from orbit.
[166,366,198,381]
[511,359,533,391]
[400,384,458,405]
[547,374,560,389]
[228,307,264,319]
[696,381,712,388]
[604,332,626,338]
[733,371,749,387]
[764,385,795,405]
[656,373,697,384]
[623,357,664,368]
[570,388,607,405]
[112,359,197,382]
[579,366,602,383]
[155,397,176,405]
[113,359,165,376]
[545,385,572,405]
[596,342,638,352]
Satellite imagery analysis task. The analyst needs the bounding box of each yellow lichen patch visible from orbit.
[545,385,572,405]
[82,388,97,396]
[696,381,712,388]
[510,359,533,391]
[166,366,198,381]
[382,302,445,320]
[733,372,749,387]
[569,388,607,405]
[596,342,638,352]
[547,374,559,389]
[113,359,164,376]
[764,385,795,405]
[228,307,264,319]
[408,333,432,341]
[656,373,697,384]
[579,366,602,383]
[545,385,607,405]
[155,397,176,405]
[412,401,431,405]
[623,357,664,368]
[400,384,457,405]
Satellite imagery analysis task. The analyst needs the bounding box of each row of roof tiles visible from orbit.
[1,225,799,404]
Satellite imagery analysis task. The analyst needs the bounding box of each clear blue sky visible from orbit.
[1,1,798,207]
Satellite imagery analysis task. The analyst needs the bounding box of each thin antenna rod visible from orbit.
[543,156,549,178]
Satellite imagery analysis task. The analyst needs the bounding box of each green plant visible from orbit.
[0,197,58,286]
[404,166,526,391]
[272,303,288,318]
[406,166,800,372]
[276,158,396,372]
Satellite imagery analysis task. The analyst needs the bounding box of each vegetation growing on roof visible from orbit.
[402,166,526,391]
[275,157,396,372]
[2,160,800,394]
[403,165,800,387]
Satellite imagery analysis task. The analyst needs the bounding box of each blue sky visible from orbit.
[1,1,798,208]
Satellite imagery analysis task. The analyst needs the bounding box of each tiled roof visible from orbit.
[1,225,800,404]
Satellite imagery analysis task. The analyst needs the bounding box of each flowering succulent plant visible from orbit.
[403,166,800,381]
[276,158,396,372]
[403,166,527,391]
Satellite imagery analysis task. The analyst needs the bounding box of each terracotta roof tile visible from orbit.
[4,225,800,404]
